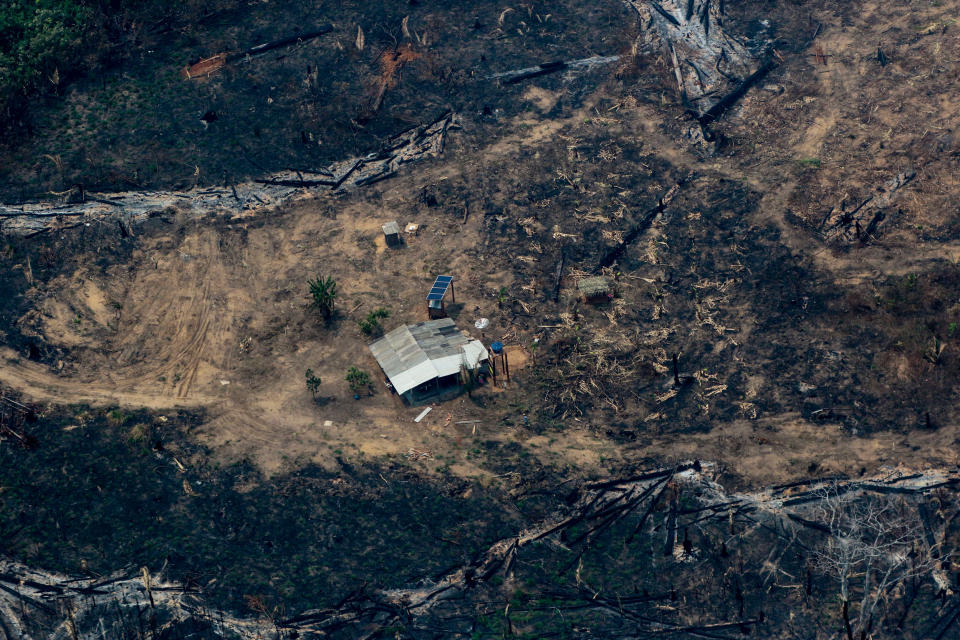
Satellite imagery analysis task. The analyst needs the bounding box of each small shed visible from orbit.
[369,318,488,405]
[578,276,613,304]
[382,221,401,247]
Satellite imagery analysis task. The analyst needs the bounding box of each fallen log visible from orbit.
[698,57,778,125]
[503,61,567,84]
[924,599,960,640]
[596,172,693,270]
[231,26,333,61]
[353,169,396,187]
[785,512,831,534]
[253,177,339,188]
[183,27,333,77]
[0,210,84,218]
[662,496,678,555]
[1,114,456,238]
[552,252,566,302]
[769,475,849,495]
[491,55,619,84]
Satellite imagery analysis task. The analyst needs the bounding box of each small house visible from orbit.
[578,276,613,304]
[382,221,401,247]
[369,318,488,405]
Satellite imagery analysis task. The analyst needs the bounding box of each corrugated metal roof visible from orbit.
[369,319,489,395]
[382,220,400,235]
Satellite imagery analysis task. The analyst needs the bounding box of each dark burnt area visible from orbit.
[0,0,638,201]
[459,123,955,437]
[0,401,524,614]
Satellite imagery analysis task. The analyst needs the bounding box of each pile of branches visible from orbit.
[819,171,916,246]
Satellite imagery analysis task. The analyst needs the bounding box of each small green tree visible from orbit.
[358,307,390,336]
[305,368,322,398]
[308,276,337,320]
[346,366,371,394]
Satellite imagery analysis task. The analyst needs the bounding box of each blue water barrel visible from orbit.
[491,341,504,354]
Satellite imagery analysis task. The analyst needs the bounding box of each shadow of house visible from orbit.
[369,319,489,406]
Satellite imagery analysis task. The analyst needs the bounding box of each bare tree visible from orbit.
[811,484,938,640]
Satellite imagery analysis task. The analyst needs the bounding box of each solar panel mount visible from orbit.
[426,275,453,301]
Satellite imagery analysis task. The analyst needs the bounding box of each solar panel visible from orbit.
[426,275,453,301]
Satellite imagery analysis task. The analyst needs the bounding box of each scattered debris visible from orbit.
[414,407,433,422]
[820,171,916,244]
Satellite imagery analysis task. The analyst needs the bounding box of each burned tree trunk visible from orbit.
[625,1,769,122]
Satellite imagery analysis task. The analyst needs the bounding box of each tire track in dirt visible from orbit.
[0,229,232,409]
[0,347,212,409]
[171,247,217,399]
[109,230,228,400]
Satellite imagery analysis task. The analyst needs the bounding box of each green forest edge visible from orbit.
[0,1,239,128]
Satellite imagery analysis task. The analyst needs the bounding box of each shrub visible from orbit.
[345,366,370,393]
[305,369,322,398]
[358,307,389,336]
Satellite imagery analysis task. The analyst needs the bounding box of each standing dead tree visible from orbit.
[811,483,941,640]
